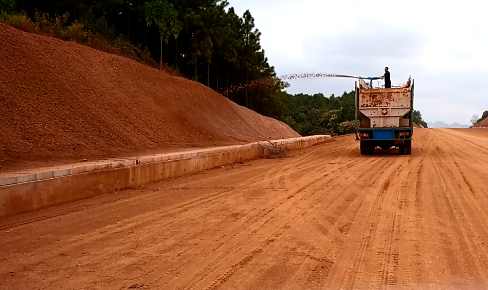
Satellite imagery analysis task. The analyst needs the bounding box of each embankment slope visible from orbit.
[474,117,488,128]
[0,23,299,171]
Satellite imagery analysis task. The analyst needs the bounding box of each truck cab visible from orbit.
[354,77,414,155]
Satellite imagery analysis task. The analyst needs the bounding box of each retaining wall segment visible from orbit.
[0,135,331,219]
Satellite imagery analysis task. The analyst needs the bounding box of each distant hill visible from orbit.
[427,121,471,128]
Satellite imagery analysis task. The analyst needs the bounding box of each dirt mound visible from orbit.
[0,23,299,171]
[474,117,488,128]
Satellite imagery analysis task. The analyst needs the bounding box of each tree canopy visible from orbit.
[0,0,16,13]
[412,110,428,128]
[472,110,488,126]
[144,0,182,69]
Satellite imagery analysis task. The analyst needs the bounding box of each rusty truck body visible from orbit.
[354,77,414,155]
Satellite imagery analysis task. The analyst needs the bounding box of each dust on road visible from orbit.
[1,128,488,290]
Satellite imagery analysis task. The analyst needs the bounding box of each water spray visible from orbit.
[221,73,383,97]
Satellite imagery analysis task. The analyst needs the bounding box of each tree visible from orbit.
[412,110,428,128]
[220,7,241,92]
[0,0,16,13]
[183,7,214,82]
[471,110,488,126]
[240,10,260,107]
[480,110,488,122]
[144,0,182,70]
[278,90,358,136]
[207,1,229,91]
[471,115,480,125]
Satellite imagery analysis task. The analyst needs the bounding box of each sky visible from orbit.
[229,0,488,125]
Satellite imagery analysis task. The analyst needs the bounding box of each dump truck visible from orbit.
[354,76,414,155]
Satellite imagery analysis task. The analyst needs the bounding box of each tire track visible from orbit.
[171,149,377,289]
[273,159,391,289]
[397,159,423,288]
[325,158,405,289]
[378,158,423,288]
[429,145,485,283]
[3,129,488,290]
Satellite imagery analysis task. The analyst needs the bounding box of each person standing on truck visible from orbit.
[381,67,391,88]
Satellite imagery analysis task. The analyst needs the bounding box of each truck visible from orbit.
[354,76,414,155]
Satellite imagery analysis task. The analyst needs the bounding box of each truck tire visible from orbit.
[399,140,411,155]
[360,141,374,155]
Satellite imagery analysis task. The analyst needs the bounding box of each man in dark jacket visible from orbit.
[381,67,391,88]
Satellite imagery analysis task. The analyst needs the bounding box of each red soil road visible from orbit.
[2,128,488,289]
[0,23,298,173]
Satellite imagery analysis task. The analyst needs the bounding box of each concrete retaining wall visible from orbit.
[0,135,331,219]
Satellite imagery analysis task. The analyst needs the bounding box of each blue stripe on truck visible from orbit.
[374,130,394,140]
[356,128,413,141]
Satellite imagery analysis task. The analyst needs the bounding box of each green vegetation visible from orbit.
[1,0,427,136]
[144,0,182,70]
[412,110,428,128]
[477,110,488,124]
[0,0,16,14]
[280,91,357,136]
[471,110,488,127]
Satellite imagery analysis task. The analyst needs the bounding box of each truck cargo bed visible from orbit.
[354,77,414,155]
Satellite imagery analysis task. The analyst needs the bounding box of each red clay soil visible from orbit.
[474,117,488,128]
[0,23,299,172]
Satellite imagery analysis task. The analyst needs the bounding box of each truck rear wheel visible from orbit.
[399,140,411,155]
[360,141,374,155]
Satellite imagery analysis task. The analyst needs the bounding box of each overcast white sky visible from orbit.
[229,0,488,124]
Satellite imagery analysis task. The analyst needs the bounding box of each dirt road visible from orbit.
[2,128,488,290]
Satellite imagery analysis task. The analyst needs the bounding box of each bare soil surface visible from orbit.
[475,116,488,127]
[2,128,488,289]
[0,23,298,173]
